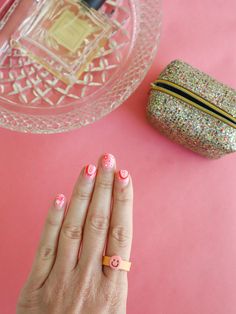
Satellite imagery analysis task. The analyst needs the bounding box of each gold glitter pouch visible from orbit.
[147,60,236,159]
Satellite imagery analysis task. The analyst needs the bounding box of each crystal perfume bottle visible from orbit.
[10,0,114,84]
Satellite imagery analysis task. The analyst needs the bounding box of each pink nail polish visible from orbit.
[84,164,97,180]
[117,170,130,185]
[102,153,115,170]
[54,194,66,210]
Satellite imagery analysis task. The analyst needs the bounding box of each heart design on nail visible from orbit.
[119,170,129,179]
[85,164,97,180]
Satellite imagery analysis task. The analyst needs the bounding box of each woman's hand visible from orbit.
[17,153,133,314]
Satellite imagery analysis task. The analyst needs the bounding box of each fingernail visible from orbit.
[54,194,66,210]
[101,153,115,171]
[117,170,130,185]
[84,164,97,180]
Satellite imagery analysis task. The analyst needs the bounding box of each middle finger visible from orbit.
[78,153,116,271]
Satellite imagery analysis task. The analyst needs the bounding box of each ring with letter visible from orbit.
[102,255,131,271]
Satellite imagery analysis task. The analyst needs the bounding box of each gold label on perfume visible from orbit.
[48,10,94,53]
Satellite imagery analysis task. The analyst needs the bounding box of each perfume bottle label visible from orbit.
[0,0,21,30]
[48,10,95,53]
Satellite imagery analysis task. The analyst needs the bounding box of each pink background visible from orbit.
[1,0,236,313]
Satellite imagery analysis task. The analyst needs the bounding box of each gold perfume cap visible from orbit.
[84,0,106,10]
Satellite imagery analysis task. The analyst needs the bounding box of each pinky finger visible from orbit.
[25,194,66,290]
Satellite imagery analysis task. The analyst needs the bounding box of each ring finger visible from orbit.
[103,170,133,280]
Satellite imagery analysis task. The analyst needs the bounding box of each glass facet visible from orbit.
[0,0,162,134]
[0,0,20,30]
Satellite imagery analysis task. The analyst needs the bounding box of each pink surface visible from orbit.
[0,1,236,313]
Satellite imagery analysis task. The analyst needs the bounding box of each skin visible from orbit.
[16,154,133,314]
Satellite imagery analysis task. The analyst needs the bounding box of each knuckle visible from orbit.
[101,281,124,308]
[17,297,38,311]
[110,226,131,247]
[38,245,56,261]
[42,281,67,306]
[104,291,121,308]
[17,286,40,310]
[46,216,60,228]
[62,223,83,240]
[114,191,133,204]
[73,188,91,201]
[89,215,109,232]
[79,279,96,302]
[97,179,113,190]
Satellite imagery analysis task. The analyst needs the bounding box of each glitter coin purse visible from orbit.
[147,60,236,159]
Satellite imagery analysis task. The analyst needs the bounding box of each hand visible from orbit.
[17,153,133,314]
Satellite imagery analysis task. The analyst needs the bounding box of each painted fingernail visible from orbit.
[101,153,115,170]
[54,194,66,210]
[117,170,130,185]
[84,164,97,180]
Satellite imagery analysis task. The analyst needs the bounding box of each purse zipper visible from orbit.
[151,79,236,129]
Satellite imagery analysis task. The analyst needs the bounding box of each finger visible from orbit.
[103,170,133,280]
[26,194,67,290]
[52,165,97,273]
[78,153,116,272]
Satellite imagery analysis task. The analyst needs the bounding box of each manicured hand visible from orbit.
[16,154,133,314]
